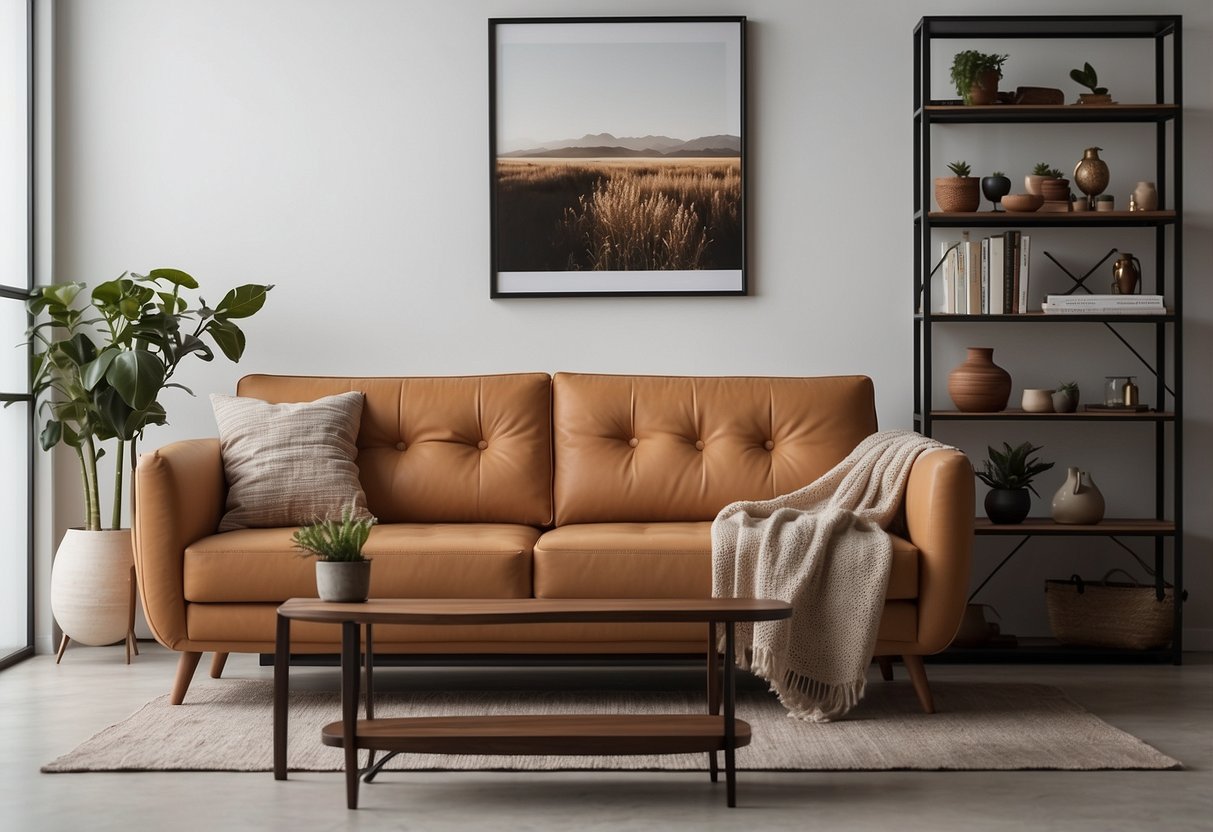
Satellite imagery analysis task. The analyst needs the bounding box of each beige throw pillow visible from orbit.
[211,391,371,532]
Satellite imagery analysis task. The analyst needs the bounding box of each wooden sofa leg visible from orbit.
[876,656,894,681]
[171,651,203,705]
[902,654,935,714]
[210,652,229,679]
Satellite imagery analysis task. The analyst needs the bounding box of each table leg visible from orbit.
[342,620,361,809]
[273,613,290,781]
[724,621,737,808]
[364,623,375,771]
[706,621,720,783]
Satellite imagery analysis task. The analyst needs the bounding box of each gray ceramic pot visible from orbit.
[315,560,372,603]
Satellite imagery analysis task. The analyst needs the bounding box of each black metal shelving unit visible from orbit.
[912,15,1183,664]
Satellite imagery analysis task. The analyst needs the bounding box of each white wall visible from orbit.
[38,0,1213,651]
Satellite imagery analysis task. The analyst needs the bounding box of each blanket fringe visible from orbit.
[747,646,866,723]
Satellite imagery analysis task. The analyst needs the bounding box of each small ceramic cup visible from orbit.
[1022,388,1056,413]
[1096,196,1115,212]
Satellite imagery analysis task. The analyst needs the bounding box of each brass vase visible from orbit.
[1073,147,1110,208]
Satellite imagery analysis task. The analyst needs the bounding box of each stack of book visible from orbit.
[1041,294,1166,314]
[938,230,1030,314]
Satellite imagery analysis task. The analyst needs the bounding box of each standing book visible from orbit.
[988,234,1005,314]
[1018,234,1031,313]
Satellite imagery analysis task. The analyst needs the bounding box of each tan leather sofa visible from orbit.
[134,372,973,710]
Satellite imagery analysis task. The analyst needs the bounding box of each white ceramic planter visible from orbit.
[50,528,134,646]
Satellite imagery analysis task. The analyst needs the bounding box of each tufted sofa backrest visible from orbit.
[552,373,878,525]
[236,373,553,526]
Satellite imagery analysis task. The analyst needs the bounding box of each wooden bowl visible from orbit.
[1002,193,1044,213]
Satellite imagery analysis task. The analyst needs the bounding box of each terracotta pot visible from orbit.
[51,528,134,646]
[967,69,1001,105]
[1040,178,1070,201]
[1024,174,1046,196]
[934,177,981,212]
[947,347,1012,412]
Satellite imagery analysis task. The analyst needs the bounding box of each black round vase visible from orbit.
[984,488,1031,524]
[981,176,1012,211]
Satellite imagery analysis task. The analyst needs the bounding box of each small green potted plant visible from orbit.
[293,504,378,602]
[1052,382,1080,413]
[981,170,1012,211]
[1040,167,1071,202]
[950,50,1008,105]
[975,441,1055,525]
[1025,162,1055,196]
[1070,62,1112,105]
[935,160,980,213]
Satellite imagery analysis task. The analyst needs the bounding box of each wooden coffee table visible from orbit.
[273,597,792,809]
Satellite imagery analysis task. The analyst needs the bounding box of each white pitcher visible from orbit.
[1051,467,1105,525]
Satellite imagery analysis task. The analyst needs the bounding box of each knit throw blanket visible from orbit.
[711,429,949,722]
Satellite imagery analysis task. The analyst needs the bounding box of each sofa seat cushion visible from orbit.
[533,523,919,601]
[184,524,540,602]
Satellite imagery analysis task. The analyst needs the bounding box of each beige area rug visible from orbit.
[42,680,1179,773]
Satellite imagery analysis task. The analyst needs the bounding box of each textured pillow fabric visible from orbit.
[210,391,371,532]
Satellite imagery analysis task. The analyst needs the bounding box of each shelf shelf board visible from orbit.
[918,16,1180,39]
[921,103,1178,124]
[928,408,1174,422]
[917,311,1174,323]
[974,517,1174,536]
[926,210,1175,227]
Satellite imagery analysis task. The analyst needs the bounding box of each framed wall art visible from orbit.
[489,16,746,297]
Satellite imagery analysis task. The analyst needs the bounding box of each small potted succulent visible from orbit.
[981,170,1012,211]
[293,503,377,602]
[1052,381,1080,413]
[976,441,1055,525]
[950,50,1008,105]
[1025,162,1054,196]
[935,160,980,213]
[1040,167,1071,202]
[1070,62,1112,105]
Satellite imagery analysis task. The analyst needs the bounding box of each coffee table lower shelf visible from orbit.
[320,714,753,756]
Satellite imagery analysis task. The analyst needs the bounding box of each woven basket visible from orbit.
[1045,569,1174,650]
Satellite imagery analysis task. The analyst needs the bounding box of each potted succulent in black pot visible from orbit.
[981,171,1012,211]
[293,504,377,602]
[950,50,1008,105]
[976,441,1055,525]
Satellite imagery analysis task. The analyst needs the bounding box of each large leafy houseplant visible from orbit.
[26,268,272,531]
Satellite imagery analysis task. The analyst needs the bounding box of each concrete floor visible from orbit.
[2,642,1209,832]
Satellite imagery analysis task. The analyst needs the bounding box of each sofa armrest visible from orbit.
[903,447,974,653]
[133,439,226,649]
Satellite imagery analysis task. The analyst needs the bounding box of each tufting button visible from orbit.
[628,437,639,448]
[764,440,775,451]
[694,440,705,451]
[477,440,488,450]
[395,441,406,452]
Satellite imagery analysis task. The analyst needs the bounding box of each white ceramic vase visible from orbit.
[50,528,134,646]
[1051,468,1106,525]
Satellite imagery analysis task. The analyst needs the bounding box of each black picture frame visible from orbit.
[489,16,747,298]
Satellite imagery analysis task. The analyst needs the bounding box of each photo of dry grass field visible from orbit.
[495,157,742,272]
